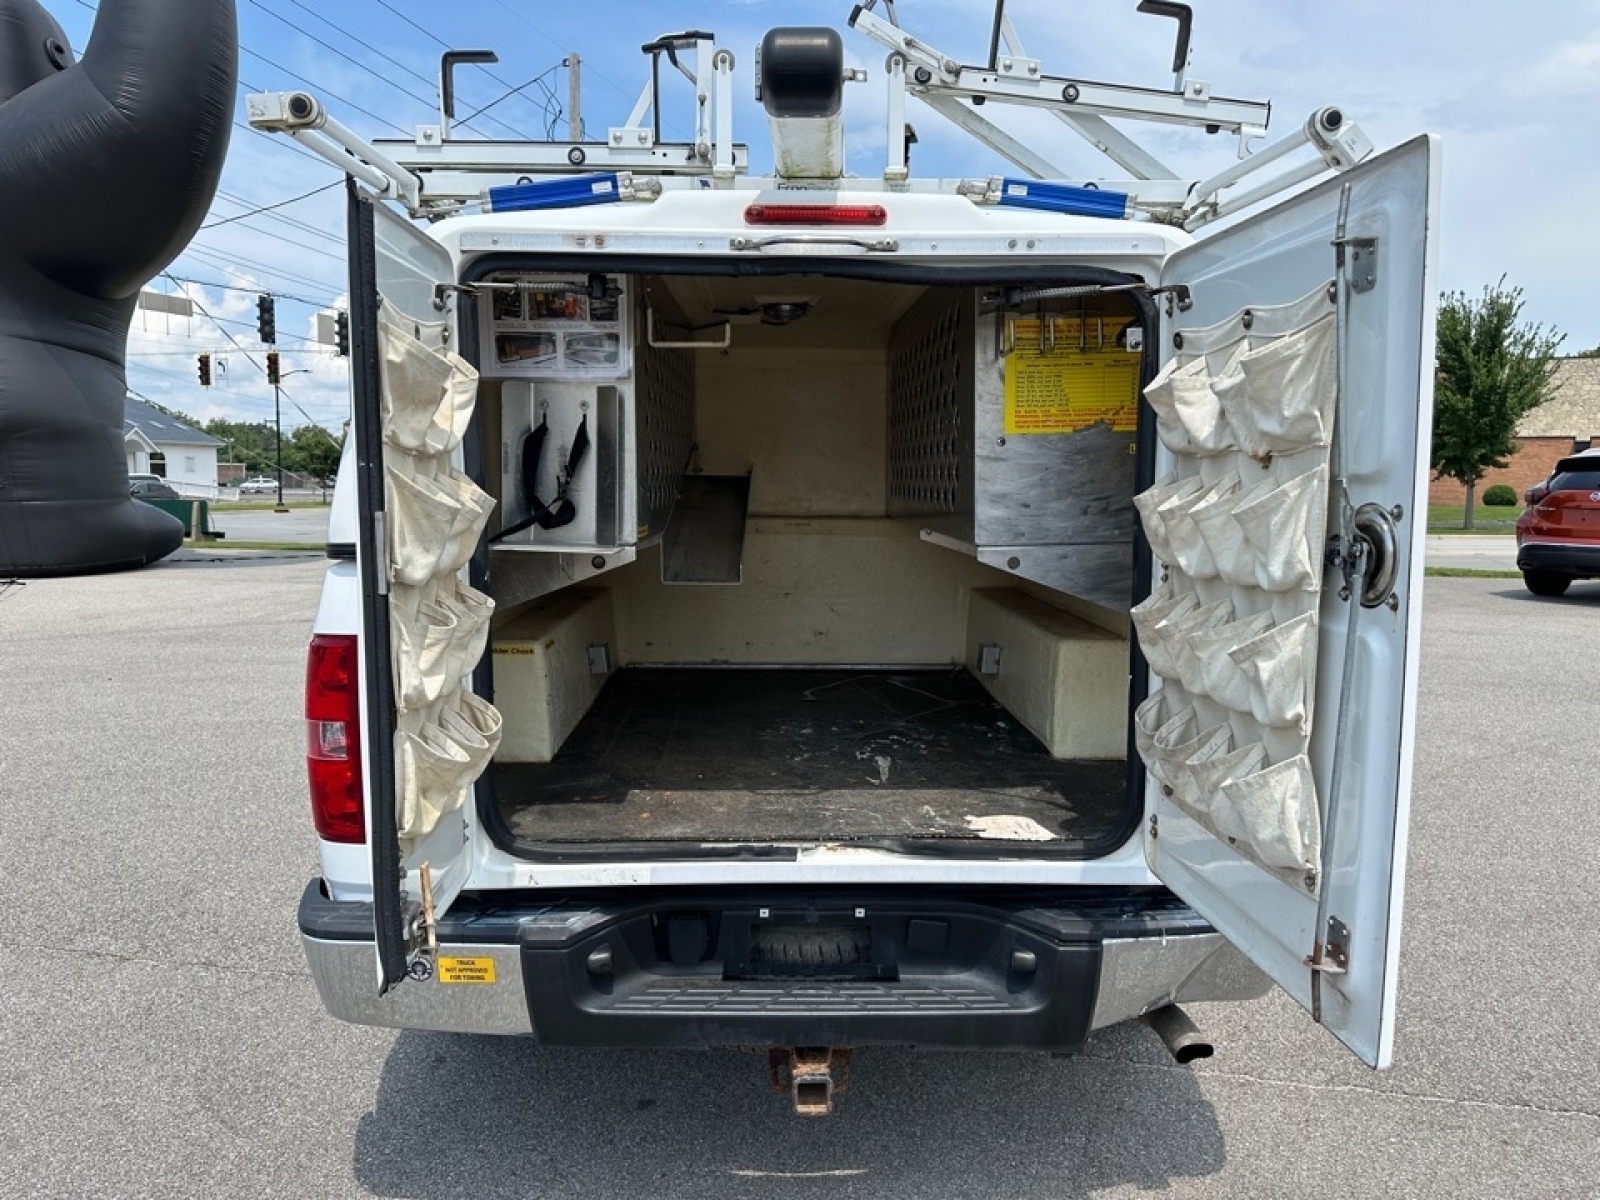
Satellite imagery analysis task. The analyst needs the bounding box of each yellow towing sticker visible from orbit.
[437,956,498,985]
[1002,317,1141,436]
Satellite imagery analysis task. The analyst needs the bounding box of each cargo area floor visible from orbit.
[492,668,1127,845]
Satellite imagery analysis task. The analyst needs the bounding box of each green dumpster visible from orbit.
[139,497,224,539]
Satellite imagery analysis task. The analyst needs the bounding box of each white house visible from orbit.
[124,395,224,498]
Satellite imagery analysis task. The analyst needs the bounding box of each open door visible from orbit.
[349,185,492,991]
[1140,136,1439,1066]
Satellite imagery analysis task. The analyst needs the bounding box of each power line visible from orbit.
[293,0,435,89]
[201,181,341,230]
[371,0,563,134]
[163,271,275,383]
[240,44,413,136]
[194,219,346,263]
[276,0,535,140]
[163,273,337,309]
[248,0,439,112]
[183,245,344,300]
[486,0,636,104]
[210,192,344,248]
[457,65,564,136]
[212,191,343,246]
[247,0,515,138]
[207,316,328,348]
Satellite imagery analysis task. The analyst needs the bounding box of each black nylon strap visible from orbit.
[490,413,590,540]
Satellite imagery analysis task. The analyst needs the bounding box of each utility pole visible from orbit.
[567,53,582,141]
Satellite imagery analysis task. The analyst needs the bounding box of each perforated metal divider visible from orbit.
[888,290,973,533]
[634,316,697,545]
[886,285,1139,610]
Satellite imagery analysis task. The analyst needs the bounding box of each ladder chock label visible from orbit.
[1003,317,1141,435]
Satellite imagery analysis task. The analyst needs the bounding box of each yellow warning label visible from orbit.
[1003,317,1141,436]
[437,956,498,985]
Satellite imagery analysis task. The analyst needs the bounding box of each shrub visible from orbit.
[1483,484,1519,507]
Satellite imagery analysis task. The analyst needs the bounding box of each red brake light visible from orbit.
[306,633,365,843]
[744,203,887,226]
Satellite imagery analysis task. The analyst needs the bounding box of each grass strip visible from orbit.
[1424,567,1521,579]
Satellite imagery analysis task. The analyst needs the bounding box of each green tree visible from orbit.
[204,418,280,477]
[283,422,343,483]
[1432,279,1563,529]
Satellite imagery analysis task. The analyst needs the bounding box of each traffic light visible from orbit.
[198,352,211,386]
[266,350,280,385]
[257,293,276,344]
[334,309,349,357]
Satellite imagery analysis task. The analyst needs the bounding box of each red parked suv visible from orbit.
[1516,448,1600,595]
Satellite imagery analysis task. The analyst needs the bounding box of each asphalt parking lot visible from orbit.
[205,499,332,545]
[196,501,1533,574]
[0,561,1595,1198]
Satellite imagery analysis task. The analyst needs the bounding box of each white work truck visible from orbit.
[257,1,1437,1114]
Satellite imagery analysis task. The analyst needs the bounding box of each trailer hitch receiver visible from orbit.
[768,1047,852,1116]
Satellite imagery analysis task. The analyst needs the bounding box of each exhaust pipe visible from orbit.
[1141,1004,1214,1064]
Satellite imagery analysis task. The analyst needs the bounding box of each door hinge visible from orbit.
[1305,915,1350,975]
[1334,235,1378,293]
[403,861,439,981]
[372,510,391,596]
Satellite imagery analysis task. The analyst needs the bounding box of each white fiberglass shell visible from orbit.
[329,152,1436,1072]
[1146,136,1439,1067]
[429,188,1189,277]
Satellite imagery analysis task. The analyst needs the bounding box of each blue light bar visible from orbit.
[996,179,1132,220]
[483,173,624,214]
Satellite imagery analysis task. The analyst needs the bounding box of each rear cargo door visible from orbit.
[348,186,480,991]
[1142,137,1439,1067]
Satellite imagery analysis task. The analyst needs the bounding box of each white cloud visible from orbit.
[1509,36,1600,99]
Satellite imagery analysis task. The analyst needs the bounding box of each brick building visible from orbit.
[1428,357,1600,505]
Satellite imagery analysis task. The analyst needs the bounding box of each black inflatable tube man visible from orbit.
[0,0,237,576]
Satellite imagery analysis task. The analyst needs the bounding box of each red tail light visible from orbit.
[744,203,887,226]
[306,633,365,843]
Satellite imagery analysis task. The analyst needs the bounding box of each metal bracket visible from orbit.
[1323,528,1371,603]
[371,511,390,597]
[983,280,1186,312]
[404,861,439,977]
[646,308,732,349]
[1306,915,1350,974]
[1336,236,1379,293]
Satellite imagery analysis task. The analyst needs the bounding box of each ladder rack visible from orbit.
[246,1,1373,230]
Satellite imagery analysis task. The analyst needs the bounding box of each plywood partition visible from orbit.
[606,518,1013,666]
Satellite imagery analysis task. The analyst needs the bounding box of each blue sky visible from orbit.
[45,0,1600,432]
